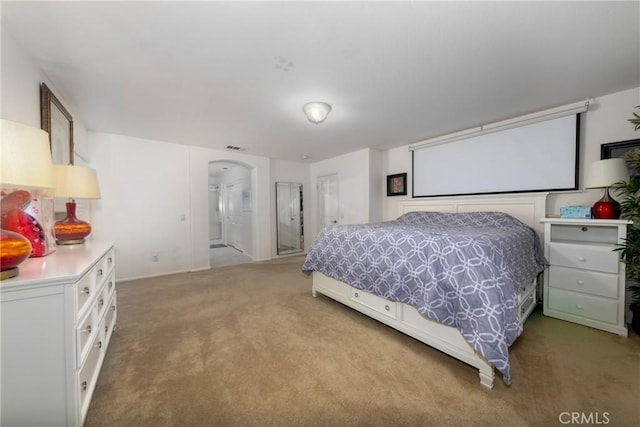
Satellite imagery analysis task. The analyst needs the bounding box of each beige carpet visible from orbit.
[85,256,640,426]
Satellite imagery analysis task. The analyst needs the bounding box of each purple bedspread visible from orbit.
[302,211,547,384]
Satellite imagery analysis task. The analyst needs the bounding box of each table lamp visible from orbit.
[53,165,101,244]
[585,158,630,219]
[1,119,55,279]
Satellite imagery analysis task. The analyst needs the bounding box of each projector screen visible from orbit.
[412,115,579,197]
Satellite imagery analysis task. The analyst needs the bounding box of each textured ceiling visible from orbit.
[2,1,639,163]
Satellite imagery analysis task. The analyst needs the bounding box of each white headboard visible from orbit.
[397,192,548,242]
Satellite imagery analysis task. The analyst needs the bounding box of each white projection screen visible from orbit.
[412,115,579,197]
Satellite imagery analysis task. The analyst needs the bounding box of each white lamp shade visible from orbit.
[585,158,630,189]
[0,119,55,189]
[302,102,332,124]
[53,165,101,199]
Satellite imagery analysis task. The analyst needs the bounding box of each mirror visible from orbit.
[276,182,303,255]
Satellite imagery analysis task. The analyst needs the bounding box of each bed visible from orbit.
[302,193,548,389]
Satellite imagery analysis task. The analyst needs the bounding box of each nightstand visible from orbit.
[541,218,630,336]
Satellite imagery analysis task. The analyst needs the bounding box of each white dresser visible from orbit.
[1,240,117,426]
[541,218,629,336]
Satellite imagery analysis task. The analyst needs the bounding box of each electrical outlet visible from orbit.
[152,252,159,262]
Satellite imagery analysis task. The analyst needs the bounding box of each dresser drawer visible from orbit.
[547,288,618,324]
[548,266,619,299]
[76,306,97,365]
[78,332,104,417]
[76,270,95,316]
[103,291,117,345]
[101,248,116,277]
[105,273,116,297]
[351,289,397,319]
[548,242,619,273]
[95,278,111,320]
[550,224,618,244]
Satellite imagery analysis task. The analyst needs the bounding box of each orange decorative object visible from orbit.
[2,209,46,257]
[0,228,32,280]
[54,201,91,245]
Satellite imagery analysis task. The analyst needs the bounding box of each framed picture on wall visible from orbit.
[387,173,407,196]
[601,138,640,159]
[40,82,74,165]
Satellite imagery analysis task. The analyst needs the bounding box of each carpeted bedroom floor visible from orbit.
[85,255,640,427]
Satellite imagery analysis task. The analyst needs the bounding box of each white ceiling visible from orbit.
[2,1,639,163]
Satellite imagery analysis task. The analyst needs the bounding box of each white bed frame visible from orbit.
[311,192,548,389]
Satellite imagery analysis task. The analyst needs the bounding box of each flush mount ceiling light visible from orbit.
[302,102,332,124]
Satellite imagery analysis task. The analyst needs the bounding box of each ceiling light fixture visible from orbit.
[302,102,331,124]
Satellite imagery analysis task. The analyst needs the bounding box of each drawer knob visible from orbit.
[111,305,116,311]
[108,281,113,288]
[81,381,87,391]
[84,325,92,334]
[96,341,103,349]
[577,256,586,262]
[354,292,359,298]
[581,227,588,232]
[82,287,90,295]
[97,268,103,277]
[108,257,113,264]
[576,280,584,285]
[576,304,584,310]
[98,298,104,307]
[384,305,390,311]
[105,325,108,333]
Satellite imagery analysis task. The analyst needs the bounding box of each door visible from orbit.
[317,173,339,229]
[208,185,222,244]
[225,183,243,249]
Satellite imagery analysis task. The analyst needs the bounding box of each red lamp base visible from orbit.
[592,187,621,220]
[0,228,32,280]
[54,201,91,245]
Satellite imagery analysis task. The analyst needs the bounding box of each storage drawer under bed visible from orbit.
[350,288,397,320]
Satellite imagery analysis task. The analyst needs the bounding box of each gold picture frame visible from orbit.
[40,82,74,165]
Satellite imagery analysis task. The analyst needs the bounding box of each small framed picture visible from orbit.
[387,173,407,196]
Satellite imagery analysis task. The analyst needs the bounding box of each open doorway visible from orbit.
[208,161,253,268]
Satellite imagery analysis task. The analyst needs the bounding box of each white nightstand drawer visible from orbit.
[351,289,397,319]
[550,224,618,244]
[548,288,618,324]
[548,266,618,299]
[548,242,619,273]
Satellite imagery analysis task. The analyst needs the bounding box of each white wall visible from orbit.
[382,87,640,219]
[89,133,191,280]
[308,148,380,242]
[270,159,311,256]
[89,133,273,280]
[1,27,90,162]
[369,148,383,223]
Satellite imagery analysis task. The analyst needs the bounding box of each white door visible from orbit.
[317,174,339,229]
[224,183,243,249]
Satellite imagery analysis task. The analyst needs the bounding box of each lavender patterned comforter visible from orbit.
[302,211,548,384]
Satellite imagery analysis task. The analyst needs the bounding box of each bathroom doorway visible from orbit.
[208,161,253,267]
